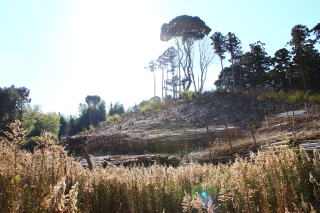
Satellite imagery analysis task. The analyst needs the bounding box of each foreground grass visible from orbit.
[1,121,320,212]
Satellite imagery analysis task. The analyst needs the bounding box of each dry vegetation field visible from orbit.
[1,119,320,213]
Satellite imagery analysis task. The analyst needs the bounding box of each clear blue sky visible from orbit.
[0,0,319,115]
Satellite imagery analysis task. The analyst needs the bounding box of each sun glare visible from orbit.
[60,0,167,112]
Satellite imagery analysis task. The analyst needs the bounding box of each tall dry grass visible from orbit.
[1,120,320,212]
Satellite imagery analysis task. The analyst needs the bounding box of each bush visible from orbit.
[139,97,164,112]
[80,124,95,135]
[107,114,121,123]
[308,94,320,104]
[288,90,307,104]
[179,89,195,102]
[22,107,60,139]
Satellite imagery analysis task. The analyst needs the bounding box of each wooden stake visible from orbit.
[183,128,189,163]
[247,118,257,147]
[304,102,310,118]
[224,122,233,154]
[206,124,213,162]
[80,144,93,171]
[265,114,269,127]
[291,110,296,141]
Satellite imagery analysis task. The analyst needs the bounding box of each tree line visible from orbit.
[214,24,320,91]
[0,86,125,148]
[147,15,320,98]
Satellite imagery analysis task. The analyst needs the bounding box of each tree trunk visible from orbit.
[298,51,307,91]
[178,48,182,96]
[231,59,235,90]
[161,69,164,99]
[165,68,168,97]
[153,71,156,97]
[220,58,224,71]
[192,71,197,93]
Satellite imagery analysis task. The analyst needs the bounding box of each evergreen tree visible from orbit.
[160,15,211,90]
[109,102,125,116]
[289,25,312,90]
[268,48,293,90]
[210,32,226,73]
[58,114,69,138]
[224,32,242,89]
[0,86,30,135]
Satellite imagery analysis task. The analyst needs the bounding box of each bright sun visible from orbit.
[59,0,167,113]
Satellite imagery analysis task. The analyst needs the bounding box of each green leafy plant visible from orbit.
[107,114,121,123]
[179,89,196,102]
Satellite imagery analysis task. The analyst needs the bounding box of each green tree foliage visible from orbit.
[215,64,241,90]
[85,95,101,107]
[157,47,179,98]
[85,95,102,125]
[289,25,320,91]
[289,25,312,90]
[313,23,320,42]
[109,102,124,116]
[68,95,107,136]
[22,106,60,139]
[210,32,226,71]
[160,15,211,90]
[269,48,293,90]
[58,114,69,138]
[225,32,242,89]
[68,116,77,135]
[214,23,320,92]
[0,86,30,135]
[240,41,271,89]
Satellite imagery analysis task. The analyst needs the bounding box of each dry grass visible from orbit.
[1,121,320,212]
[190,109,320,162]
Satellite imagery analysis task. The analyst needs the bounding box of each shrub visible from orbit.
[22,107,60,139]
[139,97,164,112]
[107,114,121,123]
[179,89,195,102]
[80,124,95,135]
[308,94,320,105]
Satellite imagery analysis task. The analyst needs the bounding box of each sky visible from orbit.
[0,0,319,116]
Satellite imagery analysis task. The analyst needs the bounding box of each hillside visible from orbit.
[2,92,320,212]
[61,91,318,166]
[3,93,320,212]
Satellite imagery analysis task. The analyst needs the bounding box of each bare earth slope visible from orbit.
[63,92,286,155]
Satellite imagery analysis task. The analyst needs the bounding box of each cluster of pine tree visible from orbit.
[214,24,320,91]
[59,98,125,137]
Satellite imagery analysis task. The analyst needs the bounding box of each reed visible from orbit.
[1,121,320,212]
